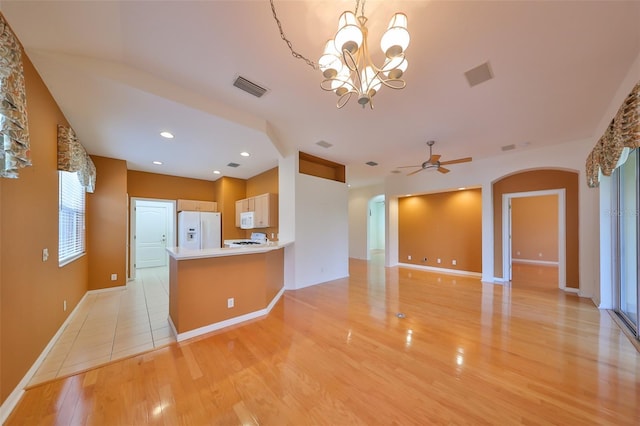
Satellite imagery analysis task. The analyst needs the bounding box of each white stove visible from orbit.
[224,232,267,248]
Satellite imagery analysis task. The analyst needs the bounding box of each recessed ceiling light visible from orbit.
[160,131,174,139]
[213,170,221,175]
[458,187,466,191]
[240,151,250,157]
[153,161,163,165]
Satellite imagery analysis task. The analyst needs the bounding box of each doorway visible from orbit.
[130,198,176,280]
[368,195,385,259]
[502,189,566,289]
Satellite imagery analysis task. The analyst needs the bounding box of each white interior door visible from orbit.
[135,203,169,268]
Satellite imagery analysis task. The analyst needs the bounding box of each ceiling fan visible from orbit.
[399,141,472,176]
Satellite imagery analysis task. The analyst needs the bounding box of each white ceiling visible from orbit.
[2,1,639,187]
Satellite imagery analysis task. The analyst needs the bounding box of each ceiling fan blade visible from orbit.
[437,166,450,174]
[428,154,441,163]
[407,168,426,176]
[439,157,472,166]
[397,165,421,168]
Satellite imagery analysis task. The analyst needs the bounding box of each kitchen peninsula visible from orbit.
[167,242,290,341]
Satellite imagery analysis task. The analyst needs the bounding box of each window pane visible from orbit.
[618,149,638,328]
[59,171,85,265]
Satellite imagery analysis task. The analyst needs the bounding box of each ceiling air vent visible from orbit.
[233,76,268,98]
[501,144,516,152]
[366,161,378,167]
[227,162,240,168]
[464,61,493,87]
[316,140,333,149]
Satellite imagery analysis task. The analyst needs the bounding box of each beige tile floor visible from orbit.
[28,266,175,386]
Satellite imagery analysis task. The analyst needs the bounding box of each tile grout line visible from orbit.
[108,287,125,362]
[53,295,97,379]
[140,269,157,348]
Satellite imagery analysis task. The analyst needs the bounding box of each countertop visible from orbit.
[166,240,292,260]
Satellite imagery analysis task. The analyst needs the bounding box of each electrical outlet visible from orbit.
[422,257,427,262]
[452,260,457,266]
[42,248,49,262]
[227,298,234,308]
[538,252,543,257]
[408,255,412,260]
[517,251,521,256]
[437,258,441,264]
[111,273,117,281]
[63,300,67,312]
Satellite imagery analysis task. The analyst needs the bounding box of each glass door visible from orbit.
[615,148,639,334]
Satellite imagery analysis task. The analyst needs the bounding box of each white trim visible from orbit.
[492,277,509,283]
[0,291,89,424]
[397,263,482,278]
[174,287,285,342]
[512,258,559,266]
[87,284,126,294]
[564,287,580,294]
[503,189,567,288]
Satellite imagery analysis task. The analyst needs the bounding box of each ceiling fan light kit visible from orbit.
[399,141,473,176]
[319,1,410,109]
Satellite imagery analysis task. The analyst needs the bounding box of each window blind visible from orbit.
[59,171,85,265]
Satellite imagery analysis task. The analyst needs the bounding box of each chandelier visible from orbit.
[318,1,410,109]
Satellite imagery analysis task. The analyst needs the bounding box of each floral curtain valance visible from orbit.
[57,125,96,193]
[586,81,640,188]
[0,13,31,179]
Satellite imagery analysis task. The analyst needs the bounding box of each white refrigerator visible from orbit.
[178,211,221,249]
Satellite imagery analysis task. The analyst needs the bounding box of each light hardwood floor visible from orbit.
[6,256,639,424]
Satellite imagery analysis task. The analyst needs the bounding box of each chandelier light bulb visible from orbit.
[319,39,343,79]
[383,56,408,80]
[335,11,363,54]
[380,13,410,58]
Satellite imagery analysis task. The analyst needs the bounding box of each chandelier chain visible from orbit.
[269,0,317,70]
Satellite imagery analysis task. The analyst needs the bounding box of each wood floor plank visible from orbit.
[5,258,639,425]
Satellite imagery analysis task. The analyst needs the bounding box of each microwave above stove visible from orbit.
[240,211,255,229]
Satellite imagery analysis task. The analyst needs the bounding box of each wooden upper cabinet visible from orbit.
[254,193,277,228]
[235,193,277,228]
[177,199,217,212]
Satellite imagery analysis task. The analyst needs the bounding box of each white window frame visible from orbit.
[59,171,86,266]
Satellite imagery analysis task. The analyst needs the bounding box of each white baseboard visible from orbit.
[563,286,580,294]
[397,263,482,278]
[0,291,89,425]
[88,284,127,294]
[174,287,285,342]
[512,258,559,266]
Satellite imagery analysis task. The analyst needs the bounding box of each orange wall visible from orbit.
[246,167,278,196]
[1,50,88,402]
[399,189,482,273]
[88,156,128,290]
[169,248,284,334]
[127,170,216,201]
[493,170,578,287]
[245,167,279,240]
[511,195,559,262]
[214,176,246,241]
